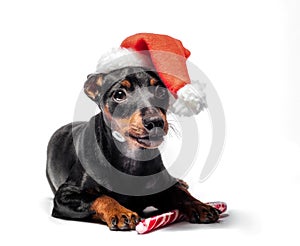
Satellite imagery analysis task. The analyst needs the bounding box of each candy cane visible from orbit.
[136,201,227,234]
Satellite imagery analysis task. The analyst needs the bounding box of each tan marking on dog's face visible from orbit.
[120,80,131,89]
[102,106,168,149]
[160,111,169,134]
[112,111,147,149]
[102,104,141,149]
[103,105,112,121]
[150,78,158,86]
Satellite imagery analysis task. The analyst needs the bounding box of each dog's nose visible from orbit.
[143,117,165,131]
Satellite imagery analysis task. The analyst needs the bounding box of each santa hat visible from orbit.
[95,33,207,116]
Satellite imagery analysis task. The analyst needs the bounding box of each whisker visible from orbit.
[168,123,181,139]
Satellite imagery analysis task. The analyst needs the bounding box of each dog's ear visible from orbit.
[84,73,103,101]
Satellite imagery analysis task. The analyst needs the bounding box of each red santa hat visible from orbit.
[95,33,206,116]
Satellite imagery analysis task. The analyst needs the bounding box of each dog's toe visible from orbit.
[109,216,119,231]
[201,206,219,223]
[108,212,140,231]
[190,211,201,223]
[183,202,220,224]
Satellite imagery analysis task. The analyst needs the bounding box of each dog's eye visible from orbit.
[112,89,127,102]
[154,86,167,99]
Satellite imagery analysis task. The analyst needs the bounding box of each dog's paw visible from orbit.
[181,201,220,224]
[91,196,140,231]
[107,210,140,231]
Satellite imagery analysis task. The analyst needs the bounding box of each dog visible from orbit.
[46,66,220,230]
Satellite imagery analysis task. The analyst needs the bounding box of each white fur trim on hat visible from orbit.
[170,82,207,116]
[95,48,153,74]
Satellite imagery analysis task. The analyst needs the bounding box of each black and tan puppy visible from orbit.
[46,66,220,230]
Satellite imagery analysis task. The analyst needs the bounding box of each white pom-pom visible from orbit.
[170,82,207,116]
[95,48,153,74]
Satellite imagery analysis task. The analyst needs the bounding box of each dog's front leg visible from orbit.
[156,182,220,224]
[53,183,140,230]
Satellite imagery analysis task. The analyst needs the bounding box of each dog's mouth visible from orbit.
[128,129,165,148]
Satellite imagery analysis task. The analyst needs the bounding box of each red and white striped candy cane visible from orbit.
[136,201,227,234]
[206,201,227,213]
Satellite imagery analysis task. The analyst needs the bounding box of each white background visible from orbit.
[1,0,300,245]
